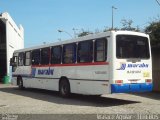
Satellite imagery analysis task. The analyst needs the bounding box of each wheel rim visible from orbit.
[61,84,67,95]
[19,79,23,88]
[60,80,70,97]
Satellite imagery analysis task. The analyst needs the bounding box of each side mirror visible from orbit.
[10,57,17,66]
[10,58,13,66]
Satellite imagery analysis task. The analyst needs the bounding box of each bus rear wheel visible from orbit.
[59,78,70,97]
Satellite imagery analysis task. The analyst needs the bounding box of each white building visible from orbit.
[0,12,24,82]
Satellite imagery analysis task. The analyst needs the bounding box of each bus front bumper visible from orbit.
[111,83,153,93]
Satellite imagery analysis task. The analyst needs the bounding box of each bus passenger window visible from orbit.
[24,51,31,66]
[18,52,24,66]
[95,38,107,62]
[41,48,50,65]
[51,46,62,64]
[116,35,150,59]
[63,44,76,64]
[32,49,40,65]
[78,40,93,63]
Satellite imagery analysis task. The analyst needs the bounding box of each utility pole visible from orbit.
[112,6,117,30]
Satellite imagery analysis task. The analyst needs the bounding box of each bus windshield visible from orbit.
[116,35,150,59]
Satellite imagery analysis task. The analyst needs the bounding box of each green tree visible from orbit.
[145,20,160,46]
[121,19,140,31]
[103,19,139,32]
[77,29,93,37]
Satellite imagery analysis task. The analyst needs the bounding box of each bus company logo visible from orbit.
[117,62,126,70]
[31,68,36,77]
[37,67,54,75]
[117,63,149,70]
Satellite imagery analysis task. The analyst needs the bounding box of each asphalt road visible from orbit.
[0,84,160,120]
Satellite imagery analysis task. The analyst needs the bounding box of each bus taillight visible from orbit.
[145,79,152,83]
[115,80,123,84]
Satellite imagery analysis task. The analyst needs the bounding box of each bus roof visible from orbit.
[14,30,148,53]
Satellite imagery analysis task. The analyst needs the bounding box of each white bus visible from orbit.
[10,30,153,97]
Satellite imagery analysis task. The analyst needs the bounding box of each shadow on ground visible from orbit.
[130,92,160,100]
[0,86,140,107]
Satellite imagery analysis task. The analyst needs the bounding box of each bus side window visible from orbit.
[77,40,93,63]
[63,43,76,64]
[41,48,50,65]
[95,38,107,62]
[32,49,40,65]
[51,46,62,64]
[18,52,24,66]
[24,51,31,66]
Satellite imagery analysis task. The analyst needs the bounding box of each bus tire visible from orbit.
[17,77,24,90]
[59,78,70,97]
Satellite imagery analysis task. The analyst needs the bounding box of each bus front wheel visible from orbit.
[18,77,24,90]
[59,78,70,97]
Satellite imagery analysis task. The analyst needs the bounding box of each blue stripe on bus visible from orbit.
[111,83,153,93]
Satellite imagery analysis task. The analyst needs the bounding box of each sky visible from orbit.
[0,0,160,48]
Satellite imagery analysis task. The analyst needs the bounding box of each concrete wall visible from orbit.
[152,47,160,92]
[0,12,24,80]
